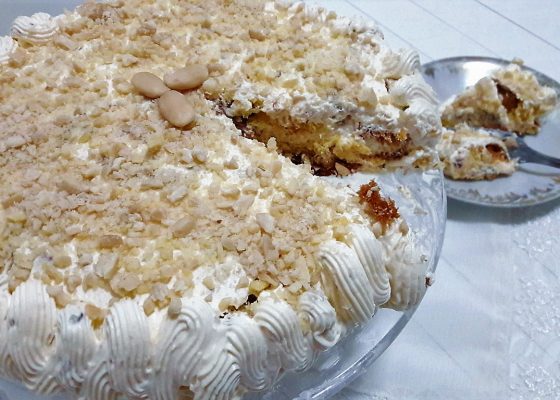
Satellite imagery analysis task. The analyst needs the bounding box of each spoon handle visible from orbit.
[515,139,560,169]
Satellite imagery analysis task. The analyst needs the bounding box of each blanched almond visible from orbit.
[158,90,195,128]
[168,298,182,318]
[98,234,123,249]
[256,213,275,233]
[131,72,168,98]
[164,64,209,90]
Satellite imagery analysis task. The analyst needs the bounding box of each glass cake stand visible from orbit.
[0,3,446,399]
[0,168,446,400]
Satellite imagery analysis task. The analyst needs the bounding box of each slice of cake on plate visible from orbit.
[0,0,440,398]
[437,124,516,180]
[441,63,557,135]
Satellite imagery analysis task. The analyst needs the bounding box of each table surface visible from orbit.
[1,1,560,400]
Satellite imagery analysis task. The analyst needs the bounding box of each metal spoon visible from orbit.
[487,129,560,169]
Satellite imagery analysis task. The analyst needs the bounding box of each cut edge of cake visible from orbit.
[437,124,516,180]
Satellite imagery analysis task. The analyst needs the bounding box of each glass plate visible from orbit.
[0,169,446,400]
[421,56,560,208]
[0,2,446,399]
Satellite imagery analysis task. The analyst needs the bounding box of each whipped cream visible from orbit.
[318,240,377,323]
[378,48,420,79]
[0,36,17,65]
[0,219,429,399]
[11,12,59,45]
[389,73,438,108]
[191,260,250,311]
[298,290,342,350]
[348,224,391,306]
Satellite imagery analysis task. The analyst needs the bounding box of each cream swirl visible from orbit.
[11,12,58,45]
[348,224,391,306]
[0,279,17,380]
[298,291,341,350]
[403,99,442,143]
[55,305,97,390]
[105,300,151,398]
[152,299,214,400]
[168,308,273,400]
[0,36,17,65]
[318,241,376,323]
[187,329,238,400]
[380,48,420,79]
[6,280,60,394]
[254,298,314,372]
[224,314,271,391]
[384,237,428,310]
[79,343,118,400]
[390,74,438,108]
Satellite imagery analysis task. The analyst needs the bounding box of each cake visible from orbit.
[437,124,516,180]
[0,1,439,399]
[441,63,557,135]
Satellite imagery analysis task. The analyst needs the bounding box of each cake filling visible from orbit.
[437,124,516,180]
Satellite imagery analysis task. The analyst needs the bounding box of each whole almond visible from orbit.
[164,64,209,91]
[131,72,169,98]
[158,90,195,128]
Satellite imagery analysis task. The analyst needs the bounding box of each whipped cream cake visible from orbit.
[0,1,439,398]
[438,125,516,180]
[441,63,557,135]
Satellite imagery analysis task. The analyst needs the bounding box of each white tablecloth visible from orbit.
[1,1,560,399]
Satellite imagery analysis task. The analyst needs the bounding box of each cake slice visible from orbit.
[0,1,435,399]
[441,63,557,135]
[437,125,516,180]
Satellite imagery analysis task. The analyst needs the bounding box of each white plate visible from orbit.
[422,56,560,208]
